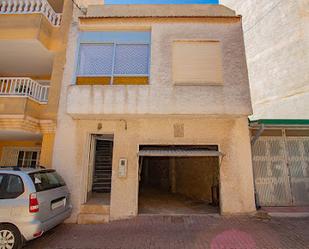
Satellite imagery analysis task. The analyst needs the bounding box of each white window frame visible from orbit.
[0,147,41,167]
[17,150,41,168]
[76,42,151,85]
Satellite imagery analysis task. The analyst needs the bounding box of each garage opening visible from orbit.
[138,145,221,215]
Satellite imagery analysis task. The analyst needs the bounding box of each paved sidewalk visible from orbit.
[25,215,309,249]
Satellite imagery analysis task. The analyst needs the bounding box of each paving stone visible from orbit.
[24,215,309,249]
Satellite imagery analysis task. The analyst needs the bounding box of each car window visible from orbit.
[0,174,24,199]
[29,170,66,192]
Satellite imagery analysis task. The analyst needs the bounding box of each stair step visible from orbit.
[93,181,111,185]
[94,176,111,179]
[78,214,109,224]
[93,185,111,188]
[94,173,111,176]
[93,140,113,194]
[94,177,111,180]
[93,186,111,189]
[80,204,110,214]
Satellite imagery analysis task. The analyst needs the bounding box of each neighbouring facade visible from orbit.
[51,2,256,223]
[0,0,72,168]
[221,0,309,207]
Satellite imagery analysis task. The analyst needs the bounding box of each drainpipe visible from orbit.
[251,123,265,146]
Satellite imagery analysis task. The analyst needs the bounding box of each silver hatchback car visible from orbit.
[0,167,72,249]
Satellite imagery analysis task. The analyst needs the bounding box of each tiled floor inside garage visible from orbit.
[138,188,218,214]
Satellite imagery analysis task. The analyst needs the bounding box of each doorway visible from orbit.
[87,135,114,205]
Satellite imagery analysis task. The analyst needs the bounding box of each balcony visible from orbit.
[0,0,62,26]
[0,77,50,119]
[0,77,49,103]
[0,0,64,52]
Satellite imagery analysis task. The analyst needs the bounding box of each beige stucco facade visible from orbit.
[54,117,255,221]
[221,0,309,120]
[68,17,251,117]
[52,4,256,222]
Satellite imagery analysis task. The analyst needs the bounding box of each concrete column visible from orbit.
[40,133,55,168]
[220,117,256,214]
[169,158,176,193]
[42,0,73,120]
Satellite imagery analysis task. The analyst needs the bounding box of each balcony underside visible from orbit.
[0,39,53,77]
[0,14,62,51]
[0,129,42,141]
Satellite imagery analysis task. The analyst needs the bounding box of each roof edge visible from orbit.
[249,119,309,126]
[84,4,237,18]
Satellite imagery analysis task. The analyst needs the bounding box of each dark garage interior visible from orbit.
[138,145,220,214]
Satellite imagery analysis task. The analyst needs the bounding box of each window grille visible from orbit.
[77,43,150,84]
[78,44,114,76]
[114,44,149,75]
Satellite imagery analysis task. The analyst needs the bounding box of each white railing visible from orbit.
[0,0,62,26]
[0,77,50,103]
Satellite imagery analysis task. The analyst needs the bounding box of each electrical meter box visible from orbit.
[118,158,127,177]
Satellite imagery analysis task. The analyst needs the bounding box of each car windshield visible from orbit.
[29,170,65,192]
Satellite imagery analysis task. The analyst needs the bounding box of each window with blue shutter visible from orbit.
[75,31,151,85]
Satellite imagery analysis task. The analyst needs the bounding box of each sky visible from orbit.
[105,0,218,4]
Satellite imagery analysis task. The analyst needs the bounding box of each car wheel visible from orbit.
[0,224,22,249]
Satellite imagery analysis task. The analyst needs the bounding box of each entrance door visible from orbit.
[92,138,113,193]
[285,137,309,206]
[252,136,309,206]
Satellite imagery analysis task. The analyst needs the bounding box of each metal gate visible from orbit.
[252,135,309,206]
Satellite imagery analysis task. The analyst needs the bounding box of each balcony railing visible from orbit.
[0,0,62,26]
[0,77,50,103]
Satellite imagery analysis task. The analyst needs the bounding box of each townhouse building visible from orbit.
[221,0,309,208]
[0,0,72,167]
[51,2,256,223]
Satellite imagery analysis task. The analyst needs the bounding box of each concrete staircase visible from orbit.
[77,204,110,224]
[92,140,113,193]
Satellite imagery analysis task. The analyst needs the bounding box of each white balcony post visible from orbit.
[29,0,35,12]
[11,79,16,94]
[6,0,12,12]
[56,14,61,26]
[24,0,30,12]
[41,0,47,15]
[32,81,36,99]
[34,0,40,12]
[12,0,18,12]
[17,0,24,12]
[33,83,37,99]
[0,1,6,13]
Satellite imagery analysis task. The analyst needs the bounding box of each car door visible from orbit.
[0,173,26,221]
